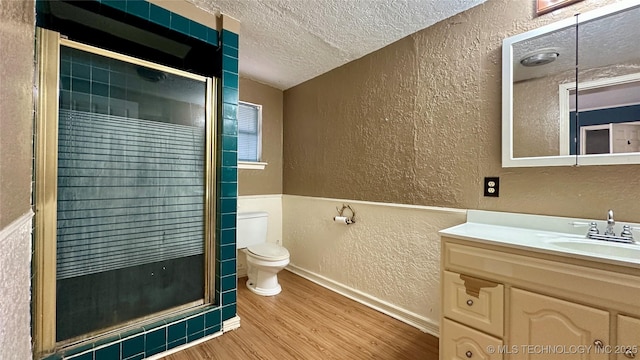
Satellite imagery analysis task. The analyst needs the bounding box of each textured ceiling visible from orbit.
[190,0,487,90]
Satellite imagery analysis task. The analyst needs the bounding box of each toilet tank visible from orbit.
[236,212,268,249]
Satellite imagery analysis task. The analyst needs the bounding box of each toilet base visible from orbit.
[246,278,282,296]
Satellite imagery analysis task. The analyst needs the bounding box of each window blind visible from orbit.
[238,102,260,161]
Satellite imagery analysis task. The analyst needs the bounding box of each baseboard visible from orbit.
[146,330,224,360]
[223,315,241,332]
[285,265,440,337]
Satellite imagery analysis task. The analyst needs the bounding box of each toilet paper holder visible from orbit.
[334,204,356,224]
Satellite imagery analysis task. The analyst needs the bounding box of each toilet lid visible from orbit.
[247,243,289,261]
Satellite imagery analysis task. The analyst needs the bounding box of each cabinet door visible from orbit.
[441,318,503,360]
[617,315,640,360]
[509,288,609,360]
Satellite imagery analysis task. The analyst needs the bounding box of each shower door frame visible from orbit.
[33,28,218,357]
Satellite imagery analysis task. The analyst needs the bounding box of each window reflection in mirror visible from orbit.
[575,4,640,156]
[566,80,640,155]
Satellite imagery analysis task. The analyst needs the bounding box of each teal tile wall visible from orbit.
[95,344,119,360]
[167,322,186,343]
[48,307,223,360]
[220,228,236,245]
[221,259,237,275]
[121,336,143,358]
[37,1,240,360]
[221,274,236,292]
[100,0,219,46]
[221,304,237,321]
[217,28,239,323]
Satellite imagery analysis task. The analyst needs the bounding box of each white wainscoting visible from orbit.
[0,211,34,358]
[282,195,467,336]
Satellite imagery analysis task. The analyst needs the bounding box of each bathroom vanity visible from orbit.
[439,211,640,360]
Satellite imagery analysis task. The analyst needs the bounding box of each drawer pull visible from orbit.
[594,340,604,349]
[466,299,474,306]
[465,351,473,358]
[625,348,636,359]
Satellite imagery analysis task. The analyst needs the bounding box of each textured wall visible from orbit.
[283,195,466,330]
[0,214,33,359]
[238,77,283,195]
[0,0,35,229]
[283,0,640,222]
[0,1,35,359]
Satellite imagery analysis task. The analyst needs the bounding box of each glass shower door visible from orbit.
[55,43,212,341]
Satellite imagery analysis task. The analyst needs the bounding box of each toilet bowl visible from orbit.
[237,212,290,296]
[244,243,290,296]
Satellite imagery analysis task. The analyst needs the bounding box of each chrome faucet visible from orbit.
[605,209,615,236]
[585,209,636,244]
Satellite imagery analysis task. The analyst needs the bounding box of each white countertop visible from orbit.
[439,210,640,269]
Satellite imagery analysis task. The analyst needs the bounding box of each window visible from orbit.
[237,101,266,169]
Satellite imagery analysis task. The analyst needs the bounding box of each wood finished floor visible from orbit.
[162,270,439,360]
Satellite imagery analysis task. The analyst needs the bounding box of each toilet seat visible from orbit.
[247,243,290,261]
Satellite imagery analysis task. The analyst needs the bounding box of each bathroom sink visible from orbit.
[544,238,640,260]
[439,210,640,269]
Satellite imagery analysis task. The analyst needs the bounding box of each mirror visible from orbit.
[502,0,640,167]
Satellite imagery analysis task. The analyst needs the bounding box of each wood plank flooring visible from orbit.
[162,270,439,360]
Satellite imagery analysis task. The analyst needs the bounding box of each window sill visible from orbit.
[238,161,268,170]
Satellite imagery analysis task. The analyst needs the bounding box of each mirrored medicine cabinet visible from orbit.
[502,0,640,167]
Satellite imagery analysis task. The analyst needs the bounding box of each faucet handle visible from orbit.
[621,225,633,239]
[570,221,600,237]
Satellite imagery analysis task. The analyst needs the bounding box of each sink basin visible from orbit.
[545,238,640,260]
[440,210,640,268]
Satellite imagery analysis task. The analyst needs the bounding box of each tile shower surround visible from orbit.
[38,0,240,358]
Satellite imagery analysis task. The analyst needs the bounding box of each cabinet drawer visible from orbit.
[441,318,503,360]
[443,270,504,337]
[617,315,640,360]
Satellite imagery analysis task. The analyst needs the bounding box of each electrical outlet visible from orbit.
[484,177,499,197]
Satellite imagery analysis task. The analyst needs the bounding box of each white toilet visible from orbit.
[237,212,290,296]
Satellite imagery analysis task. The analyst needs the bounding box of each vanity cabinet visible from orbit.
[440,237,640,360]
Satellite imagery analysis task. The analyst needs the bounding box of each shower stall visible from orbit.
[34,28,216,350]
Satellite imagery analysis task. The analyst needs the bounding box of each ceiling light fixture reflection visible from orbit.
[520,52,560,67]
